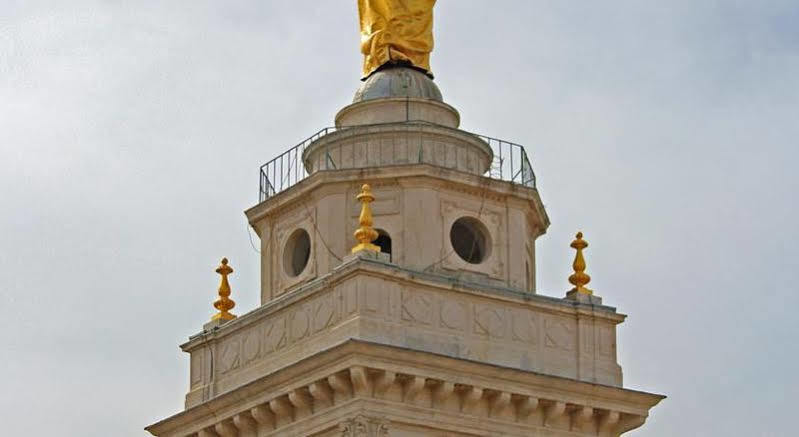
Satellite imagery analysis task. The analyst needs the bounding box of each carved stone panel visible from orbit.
[274,207,317,295]
[401,289,434,325]
[339,415,390,437]
[263,316,287,353]
[440,300,468,331]
[242,329,261,365]
[313,294,338,333]
[218,336,241,375]
[474,304,505,339]
[440,198,505,280]
[511,310,539,345]
[544,318,575,352]
[189,267,623,408]
[290,305,311,342]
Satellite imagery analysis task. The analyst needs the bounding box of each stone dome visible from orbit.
[353,67,443,103]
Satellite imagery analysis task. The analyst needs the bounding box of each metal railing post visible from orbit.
[255,121,538,202]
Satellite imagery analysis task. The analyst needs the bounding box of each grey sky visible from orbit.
[1,1,797,435]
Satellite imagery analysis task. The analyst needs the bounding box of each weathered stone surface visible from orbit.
[147,340,662,437]
[182,258,624,410]
[245,165,549,305]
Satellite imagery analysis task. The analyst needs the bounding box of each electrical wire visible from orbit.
[423,178,491,272]
[245,218,261,254]
[301,196,343,263]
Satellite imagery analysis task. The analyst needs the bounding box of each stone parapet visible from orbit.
[182,257,625,410]
[302,122,491,178]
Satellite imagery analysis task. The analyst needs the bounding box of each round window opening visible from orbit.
[283,228,311,277]
[450,217,491,264]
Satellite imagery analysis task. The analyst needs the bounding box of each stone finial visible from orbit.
[352,184,380,254]
[211,258,237,322]
[568,232,593,295]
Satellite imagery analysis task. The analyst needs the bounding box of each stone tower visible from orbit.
[146,4,663,436]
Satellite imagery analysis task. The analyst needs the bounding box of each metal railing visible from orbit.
[258,121,536,202]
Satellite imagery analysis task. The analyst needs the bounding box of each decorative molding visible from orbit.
[571,406,594,432]
[461,386,483,415]
[232,412,257,434]
[250,405,274,432]
[440,199,505,279]
[374,370,396,398]
[274,207,317,294]
[171,364,649,437]
[213,419,237,437]
[339,414,390,437]
[185,264,625,409]
[544,401,566,427]
[190,280,623,403]
[402,375,426,404]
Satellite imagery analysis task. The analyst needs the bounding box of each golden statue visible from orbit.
[358,0,436,79]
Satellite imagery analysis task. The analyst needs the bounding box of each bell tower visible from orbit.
[147,3,663,436]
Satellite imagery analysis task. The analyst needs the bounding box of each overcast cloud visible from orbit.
[1,1,797,435]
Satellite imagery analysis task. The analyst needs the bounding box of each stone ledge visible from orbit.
[245,163,547,227]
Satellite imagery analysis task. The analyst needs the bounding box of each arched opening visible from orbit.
[374,229,392,261]
[283,228,311,277]
[450,217,491,264]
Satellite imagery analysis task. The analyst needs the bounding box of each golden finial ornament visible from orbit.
[352,184,380,253]
[568,232,593,295]
[211,258,237,321]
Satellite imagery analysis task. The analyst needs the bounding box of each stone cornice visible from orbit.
[147,340,664,437]
[244,163,549,232]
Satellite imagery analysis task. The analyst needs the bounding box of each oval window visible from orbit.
[283,228,311,277]
[450,217,491,264]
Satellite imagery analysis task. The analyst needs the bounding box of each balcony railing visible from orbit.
[258,121,536,202]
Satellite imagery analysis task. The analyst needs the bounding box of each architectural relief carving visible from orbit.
[263,316,286,353]
[474,305,505,339]
[313,295,338,333]
[339,414,390,437]
[218,338,240,374]
[185,266,624,403]
[440,199,505,280]
[290,306,311,342]
[242,330,260,364]
[511,310,539,344]
[545,318,575,351]
[401,290,433,325]
[162,352,655,436]
[440,300,467,331]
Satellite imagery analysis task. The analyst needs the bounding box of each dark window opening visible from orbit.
[283,228,311,277]
[450,217,491,264]
[374,229,392,261]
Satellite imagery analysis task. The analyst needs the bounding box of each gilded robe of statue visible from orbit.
[358,0,436,79]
